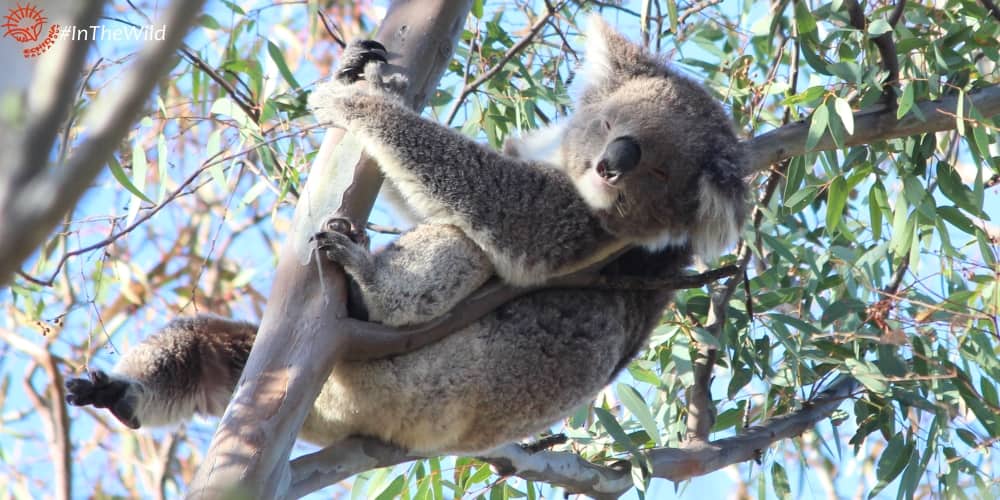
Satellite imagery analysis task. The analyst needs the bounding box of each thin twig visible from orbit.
[18,130,307,287]
[123,1,261,121]
[679,0,724,25]
[0,0,208,287]
[444,3,562,125]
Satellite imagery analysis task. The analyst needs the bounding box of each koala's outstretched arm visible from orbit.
[310,87,619,285]
[66,316,255,429]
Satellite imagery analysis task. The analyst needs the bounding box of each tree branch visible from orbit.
[444,3,562,125]
[287,437,417,499]
[0,0,207,287]
[188,3,474,497]
[844,0,904,106]
[651,376,859,482]
[980,0,1000,21]
[0,329,72,500]
[746,84,1000,173]
[288,377,858,498]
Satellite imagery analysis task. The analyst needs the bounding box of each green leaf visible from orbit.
[826,175,848,233]
[594,407,645,463]
[833,97,854,136]
[760,233,797,263]
[935,162,979,215]
[897,84,915,119]
[970,124,997,169]
[937,207,976,235]
[267,40,301,90]
[374,475,406,500]
[199,14,220,30]
[772,462,791,499]
[471,0,483,18]
[868,182,886,240]
[785,185,819,213]
[107,155,152,204]
[889,203,915,258]
[783,85,826,106]
[805,103,829,151]
[794,1,816,34]
[827,61,862,83]
[870,434,912,498]
[868,19,893,36]
[206,130,227,189]
[665,0,679,34]
[616,383,662,446]
[955,89,965,135]
[845,359,890,395]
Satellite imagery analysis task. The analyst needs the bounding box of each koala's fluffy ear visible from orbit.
[578,15,666,96]
[690,145,749,260]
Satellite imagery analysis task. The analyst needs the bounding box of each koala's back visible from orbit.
[304,248,683,455]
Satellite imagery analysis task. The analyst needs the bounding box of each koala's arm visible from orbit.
[65,315,255,429]
[310,88,619,285]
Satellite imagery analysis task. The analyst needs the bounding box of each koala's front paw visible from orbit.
[65,370,141,429]
[312,218,373,278]
[337,40,388,83]
[337,39,408,93]
[323,217,370,247]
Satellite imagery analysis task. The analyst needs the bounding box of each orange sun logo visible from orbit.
[2,3,59,58]
[2,3,46,42]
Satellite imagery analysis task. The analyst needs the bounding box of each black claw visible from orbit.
[65,369,136,428]
[325,217,352,234]
[357,39,387,54]
[321,217,369,247]
[336,39,389,83]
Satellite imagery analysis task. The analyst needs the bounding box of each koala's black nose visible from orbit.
[596,136,642,183]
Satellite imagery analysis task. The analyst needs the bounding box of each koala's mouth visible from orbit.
[595,160,623,186]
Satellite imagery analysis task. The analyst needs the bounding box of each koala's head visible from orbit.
[561,16,748,260]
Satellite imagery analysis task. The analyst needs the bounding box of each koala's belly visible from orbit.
[301,287,663,455]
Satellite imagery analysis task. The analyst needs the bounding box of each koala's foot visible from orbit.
[337,40,388,83]
[65,369,141,429]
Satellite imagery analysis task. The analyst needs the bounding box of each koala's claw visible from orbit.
[337,39,388,83]
[65,369,141,429]
[313,230,362,265]
[322,217,370,247]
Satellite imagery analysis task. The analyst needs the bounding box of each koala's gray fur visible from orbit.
[322,223,492,326]
[65,17,747,458]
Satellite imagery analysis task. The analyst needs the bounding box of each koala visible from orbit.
[309,16,746,326]
[308,16,746,290]
[65,17,747,459]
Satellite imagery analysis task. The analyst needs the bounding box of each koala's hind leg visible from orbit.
[66,315,256,429]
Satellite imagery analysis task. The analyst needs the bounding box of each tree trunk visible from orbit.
[187,2,472,497]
